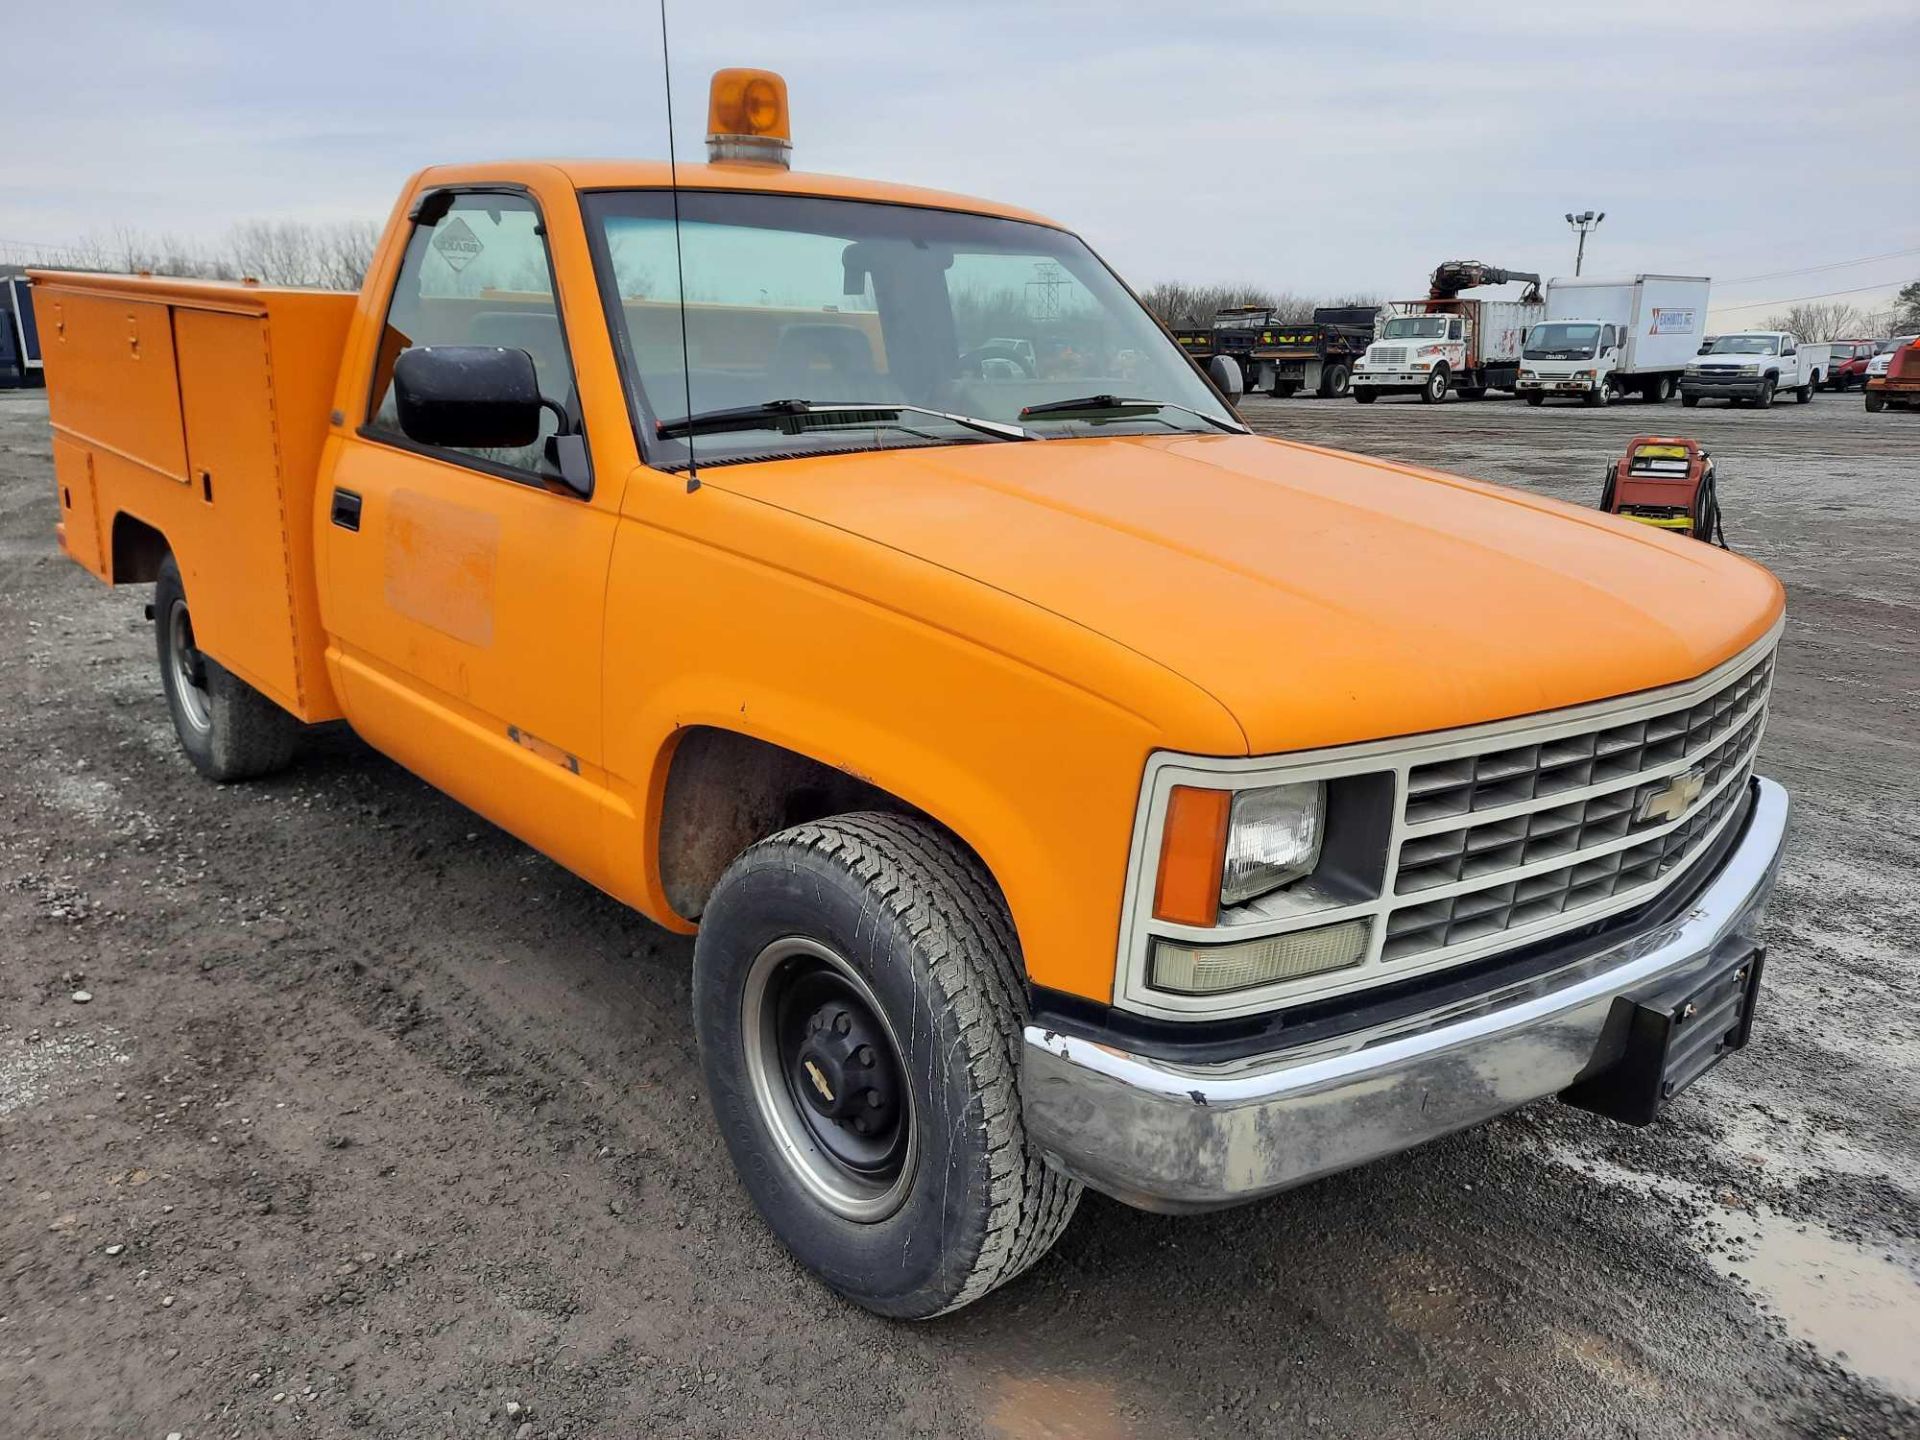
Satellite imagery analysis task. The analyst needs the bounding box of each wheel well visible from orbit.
[110,513,169,584]
[657,727,946,920]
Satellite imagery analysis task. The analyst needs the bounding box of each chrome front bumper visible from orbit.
[1021,776,1789,1214]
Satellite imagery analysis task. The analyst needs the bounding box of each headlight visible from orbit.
[1519,368,1536,379]
[1222,782,1324,905]
[1684,364,1702,376]
[1739,364,1761,376]
[1573,369,1595,380]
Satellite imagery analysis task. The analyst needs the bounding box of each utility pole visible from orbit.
[1565,211,1605,276]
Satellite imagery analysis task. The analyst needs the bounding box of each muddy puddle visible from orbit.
[1559,1149,1920,1401]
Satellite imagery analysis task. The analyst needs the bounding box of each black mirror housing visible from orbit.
[393,346,542,450]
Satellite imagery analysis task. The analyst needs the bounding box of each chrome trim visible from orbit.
[1026,776,1788,1213]
[1114,622,1781,1021]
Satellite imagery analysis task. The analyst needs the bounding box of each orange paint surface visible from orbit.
[30,158,1785,1005]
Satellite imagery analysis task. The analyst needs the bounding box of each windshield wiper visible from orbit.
[1016,394,1247,435]
[656,398,1032,443]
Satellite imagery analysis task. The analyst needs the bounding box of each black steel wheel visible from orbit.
[694,813,1079,1318]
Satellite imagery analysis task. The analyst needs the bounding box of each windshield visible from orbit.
[1524,323,1601,359]
[1707,334,1782,356]
[1879,335,1919,353]
[581,191,1233,465]
[1381,316,1449,340]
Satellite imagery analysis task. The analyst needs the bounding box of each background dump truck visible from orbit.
[29,70,1792,1326]
[1230,305,1379,399]
[1517,274,1709,406]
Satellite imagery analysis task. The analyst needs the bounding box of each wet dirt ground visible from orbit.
[2,386,1916,1438]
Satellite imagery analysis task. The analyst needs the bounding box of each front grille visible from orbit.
[1382,651,1773,965]
[1371,346,1408,366]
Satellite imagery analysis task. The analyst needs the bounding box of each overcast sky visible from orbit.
[8,0,1917,326]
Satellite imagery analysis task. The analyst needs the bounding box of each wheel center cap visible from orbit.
[795,1000,900,1134]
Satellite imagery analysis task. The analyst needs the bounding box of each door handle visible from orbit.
[331,488,362,532]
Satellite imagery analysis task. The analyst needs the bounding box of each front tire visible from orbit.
[1681,393,1701,408]
[693,813,1079,1319]
[1583,379,1611,408]
[154,554,300,782]
[1755,378,1776,409]
[1419,367,1449,404]
[1865,390,1887,412]
[1353,389,1377,404]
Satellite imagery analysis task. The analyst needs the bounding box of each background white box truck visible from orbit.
[1518,275,1711,406]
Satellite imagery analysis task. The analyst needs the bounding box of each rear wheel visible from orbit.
[154,554,300,782]
[1795,381,1814,403]
[1420,367,1449,404]
[694,812,1079,1319]
[1644,376,1675,403]
[1317,362,1351,399]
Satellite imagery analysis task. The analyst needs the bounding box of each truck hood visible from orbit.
[707,433,1783,755]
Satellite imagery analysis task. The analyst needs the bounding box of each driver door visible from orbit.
[321,188,618,882]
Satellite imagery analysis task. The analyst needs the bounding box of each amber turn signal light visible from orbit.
[1152,786,1232,927]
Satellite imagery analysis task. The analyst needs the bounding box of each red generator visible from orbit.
[1599,436,1724,545]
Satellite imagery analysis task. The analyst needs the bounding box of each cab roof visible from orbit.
[414,159,1065,231]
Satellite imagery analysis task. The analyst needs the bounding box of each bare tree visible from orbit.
[1758,301,1867,341]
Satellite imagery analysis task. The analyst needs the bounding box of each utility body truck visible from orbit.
[1516,275,1709,407]
[32,69,1790,1320]
[1352,262,1544,403]
[1682,332,1825,408]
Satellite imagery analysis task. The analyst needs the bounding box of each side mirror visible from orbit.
[393,346,542,449]
[1207,354,1244,400]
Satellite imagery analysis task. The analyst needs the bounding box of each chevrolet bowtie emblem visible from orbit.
[803,1059,835,1104]
[1638,769,1706,824]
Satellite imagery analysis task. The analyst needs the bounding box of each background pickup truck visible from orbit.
[31,76,1790,1321]
[1683,331,1826,407]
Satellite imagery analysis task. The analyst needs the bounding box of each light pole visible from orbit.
[1565,211,1605,276]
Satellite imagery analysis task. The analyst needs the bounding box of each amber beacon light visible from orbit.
[707,68,792,168]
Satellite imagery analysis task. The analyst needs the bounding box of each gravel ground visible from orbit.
[2,385,1915,1439]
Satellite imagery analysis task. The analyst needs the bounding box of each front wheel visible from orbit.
[1681,393,1701,408]
[1865,390,1886,413]
[1525,393,1545,407]
[1583,379,1610,408]
[1755,378,1776,409]
[1419,367,1449,404]
[694,813,1079,1319]
[155,554,300,782]
[1353,389,1377,404]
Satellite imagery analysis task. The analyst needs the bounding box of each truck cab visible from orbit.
[1682,331,1818,407]
[32,68,1791,1322]
[1516,320,1623,404]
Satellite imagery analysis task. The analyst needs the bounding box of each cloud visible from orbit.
[8,0,1917,316]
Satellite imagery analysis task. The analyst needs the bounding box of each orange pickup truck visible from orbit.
[33,70,1789,1319]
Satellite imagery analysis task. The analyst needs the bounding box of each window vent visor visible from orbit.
[1150,920,1369,996]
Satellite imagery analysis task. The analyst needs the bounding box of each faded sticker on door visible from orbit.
[384,489,498,647]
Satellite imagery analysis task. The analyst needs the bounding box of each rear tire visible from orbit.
[154,554,300,783]
[693,812,1079,1319]
[1317,362,1351,399]
[1795,382,1813,403]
